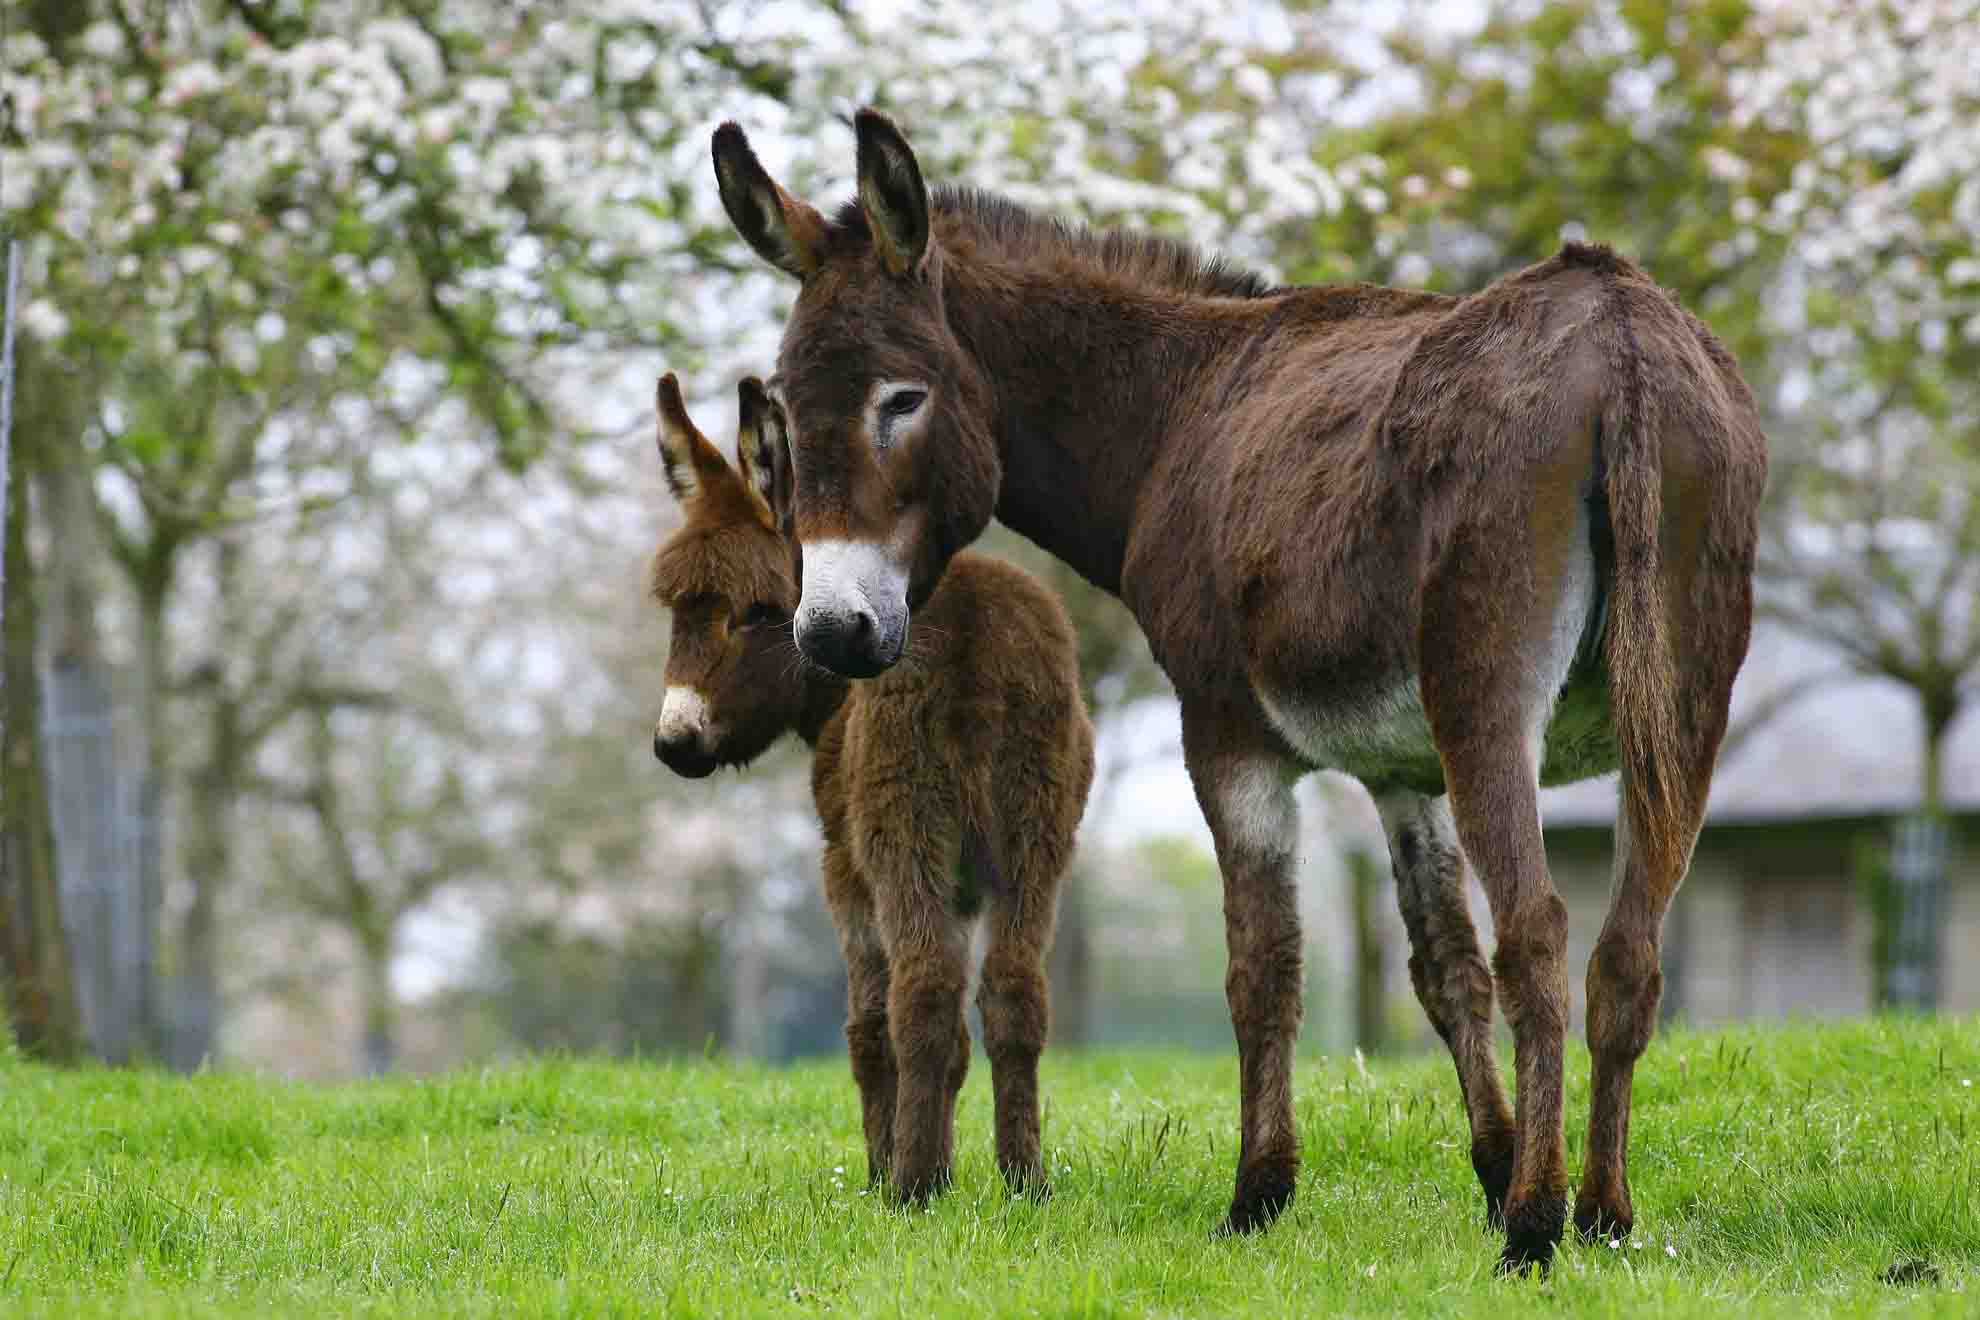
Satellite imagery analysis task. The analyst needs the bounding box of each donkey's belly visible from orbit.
[1256,680,1447,797]
[1256,656,1618,798]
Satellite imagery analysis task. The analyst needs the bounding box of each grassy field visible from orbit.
[1,1018,1975,1317]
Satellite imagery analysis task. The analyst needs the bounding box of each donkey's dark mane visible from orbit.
[827,187,1279,300]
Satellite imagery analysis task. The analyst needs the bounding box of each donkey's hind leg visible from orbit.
[1419,480,1605,1269]
[976,828,1061,1198]
[1572,804,1682,1242]
[1376,792,1516,1226]
[825,840,897,1188]
[1575,615,1737,1242]
[1423,705,1569,1274]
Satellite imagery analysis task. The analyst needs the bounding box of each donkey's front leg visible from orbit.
[1183,710,1305,1235]
[882,919,971,1206]
[826,842,897,1187]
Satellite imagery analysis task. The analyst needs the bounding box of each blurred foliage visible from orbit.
[1297,0,1798,367]
[478,916,733,1058]
[3,0,1977,1069]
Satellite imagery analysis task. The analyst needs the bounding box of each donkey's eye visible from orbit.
[880,388,927,419]
[739,602,785,630]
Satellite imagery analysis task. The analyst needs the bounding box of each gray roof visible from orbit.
[1540,622,1980,827]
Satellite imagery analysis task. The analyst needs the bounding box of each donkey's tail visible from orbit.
[1597,348,1693,883]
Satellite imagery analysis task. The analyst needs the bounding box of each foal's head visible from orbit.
[648,373,804,779]
[711,110,1000,678]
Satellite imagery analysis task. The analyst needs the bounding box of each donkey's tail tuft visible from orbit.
[1599,340,1691,883]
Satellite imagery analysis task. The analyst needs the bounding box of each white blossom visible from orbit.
[2,0,1386,393]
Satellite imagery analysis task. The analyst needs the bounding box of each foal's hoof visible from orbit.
[1572,1195,1633,1245]
[1215,1161,1297,1237]
[890,1167,952,1210]
[1496,1197,1566,1276]
[1000,1162,1053,1202]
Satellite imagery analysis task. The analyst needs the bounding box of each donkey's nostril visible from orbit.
[797,602,894,679]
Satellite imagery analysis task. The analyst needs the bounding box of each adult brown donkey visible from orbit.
[647,372,1094,1203]
[707,110,1768,1271]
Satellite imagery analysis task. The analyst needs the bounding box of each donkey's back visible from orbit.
[1152,245,1755,800]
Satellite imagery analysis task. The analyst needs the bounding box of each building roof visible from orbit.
[1540,622,1980,827]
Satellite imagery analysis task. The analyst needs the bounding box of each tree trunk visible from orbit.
[725,902,770,1059]
[1920,695,1950,820]
[169,780,223,1070]
[359,932,396,1075]
[1046,867,1094,1047]
[1349,844,1387,1055]
[130,563,171,1060]
[0,432,82,1060]
[167,539,243,1071]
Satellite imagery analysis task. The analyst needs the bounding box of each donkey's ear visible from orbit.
[853,108,930,278]
[735,376,793,532]
[712,122,826,280]
[655,373,729,504]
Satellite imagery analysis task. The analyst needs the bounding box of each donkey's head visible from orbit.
[712,110,1001,678]
[648,372,805,778]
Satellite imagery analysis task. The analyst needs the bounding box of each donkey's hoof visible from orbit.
[1572,1194,1633,1245]
[1216,1160,1297,1236]
[1497,1196,1565,1276]
[1473,1132,1515,1230]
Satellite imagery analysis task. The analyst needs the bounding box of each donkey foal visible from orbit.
[647,373,1095,1202]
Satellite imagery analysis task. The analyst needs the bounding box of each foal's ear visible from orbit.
[655,373,729,505]
[853,108,930,278]
[712,122,826,280]
[735,376,793,533]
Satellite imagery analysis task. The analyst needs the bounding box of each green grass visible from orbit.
[1,1018,1976,1317]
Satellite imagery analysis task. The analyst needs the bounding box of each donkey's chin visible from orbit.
[655,742,719,779]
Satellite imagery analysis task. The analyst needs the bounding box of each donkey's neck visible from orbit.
[946,260,1257,594]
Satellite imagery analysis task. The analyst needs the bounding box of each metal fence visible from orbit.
[41,662,158,1063]
[1887,813,1949,1011]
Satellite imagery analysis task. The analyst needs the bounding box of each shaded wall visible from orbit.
[1544,813,1979,1027]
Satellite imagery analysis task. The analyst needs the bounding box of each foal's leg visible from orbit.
[824,840,896,1187]
[1376,791,1516,1225]
[871,842,972,1205]
[977,832,1061,1197]
[1182,708,1305,1234]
